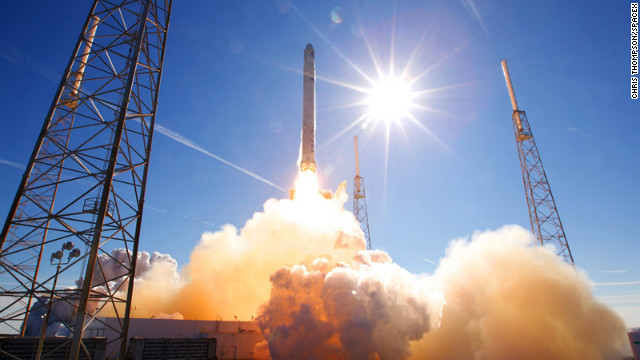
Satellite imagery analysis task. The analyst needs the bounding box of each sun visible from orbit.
[282,2,462,208]
[365,74,416,124]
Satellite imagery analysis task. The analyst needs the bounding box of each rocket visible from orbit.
[290,44,333,200]
[299,43,316,173]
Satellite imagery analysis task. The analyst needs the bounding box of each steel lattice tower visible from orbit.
[0,0,172,358]
[353,136,372,250]
[501,60,574,265]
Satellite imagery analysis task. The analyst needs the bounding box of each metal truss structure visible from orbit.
[0,0,172,358]
[511,110,574,264]
[501,60,574,265]
[353,137,371,250]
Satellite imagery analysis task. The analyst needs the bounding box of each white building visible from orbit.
[102,318,264,359]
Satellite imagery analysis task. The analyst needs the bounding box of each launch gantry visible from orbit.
[501,60,575,265]
[0,1,172,358]
[353,136,372,250]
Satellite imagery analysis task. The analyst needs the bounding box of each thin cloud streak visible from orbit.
[154,124,287,193]
[594,280,640,287]
[460,0,488,34]
[422,257,438,266]
[597,270,629,274]
[0,158,25,170]
[144,204,218,227]
[597,293,640,305]
[0,44,288,193]
[0,41,59,83]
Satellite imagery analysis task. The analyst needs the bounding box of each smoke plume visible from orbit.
[409,225,629,360]
[91,189,628,359]
[256,251,444,359]
[25,250,179,336]
[162,189,365,320]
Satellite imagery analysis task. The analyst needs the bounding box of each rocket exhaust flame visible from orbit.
[293,170,319,200]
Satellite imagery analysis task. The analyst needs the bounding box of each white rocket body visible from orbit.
[299,43,316,173]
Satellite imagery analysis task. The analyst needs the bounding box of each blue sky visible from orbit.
[1,0,638,326]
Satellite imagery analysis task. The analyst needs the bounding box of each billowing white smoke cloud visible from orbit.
[117,250,181,318]
[162,191,366,321]
[26,250,179,335]
[81,187,365,321]
[256,251,444,359]
[91,249,179,288]
[89,191,629,359]
[24,296,75,336]
[410,225,630,360]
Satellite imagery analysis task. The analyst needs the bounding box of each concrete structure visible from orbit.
[630,328,640,360]
[103,318,263,360]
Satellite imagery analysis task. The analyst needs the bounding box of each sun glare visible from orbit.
[365,75,415,124]
[286,4,461,213]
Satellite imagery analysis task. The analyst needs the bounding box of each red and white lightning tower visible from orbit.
[501,60,574,265]
[353,136,372,250]
[0,1,172,358]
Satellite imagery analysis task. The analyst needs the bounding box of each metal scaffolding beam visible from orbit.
[0,1,172,358]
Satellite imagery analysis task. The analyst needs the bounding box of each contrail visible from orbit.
[460,0,488,34]
[422,257,438,266]
[597,293,640,304]
[0,125,285,193]
[0,43,285,194]
[0,41,60,83]
[154,124,287,193]
[597,270,629,274]
[0,158,25,170]
[594,280,640,287]
[144,204,218,227]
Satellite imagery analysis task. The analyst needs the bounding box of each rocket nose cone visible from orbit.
[304,44,315,57]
